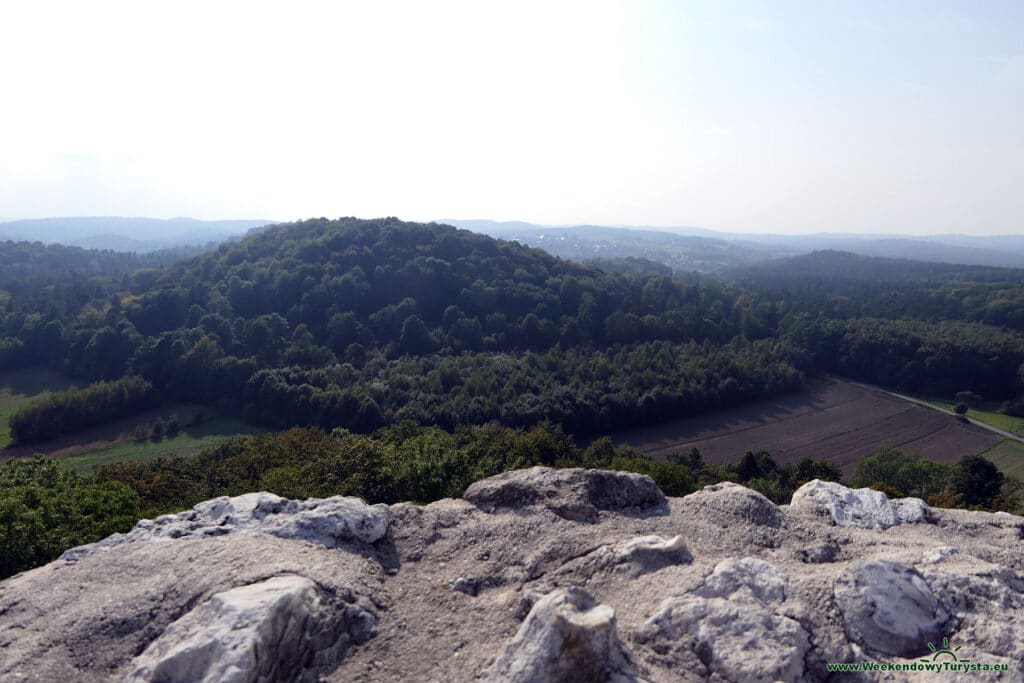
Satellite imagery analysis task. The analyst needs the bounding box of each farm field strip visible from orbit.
[609,380,861,449]
[55,417,263,474]
[977,440,1024,480]
[897,424,1002,463]
[641,397,914,460]
[616,382,892,453]
[611,379,1006,476]
[927,400,1024,437]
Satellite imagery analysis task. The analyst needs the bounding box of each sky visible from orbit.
[1,1,1022,235]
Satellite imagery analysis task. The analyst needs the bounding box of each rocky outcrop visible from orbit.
[1,470,1023,682]
[481,587,643,682]
[124,575,376,683]
[790,479,931,529]
[61,492,390,561]
[463,466,666,521]
[636,556,810,683]
[834,560,948,657]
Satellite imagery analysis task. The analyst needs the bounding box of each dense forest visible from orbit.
[1,220,1023,445]
[732,251,1024,403]
[0,218,807,443]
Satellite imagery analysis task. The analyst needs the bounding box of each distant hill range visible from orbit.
[726,249,1024,286]
[440,220,790,272]
[442,219,1024,270]
[0,217,273,253]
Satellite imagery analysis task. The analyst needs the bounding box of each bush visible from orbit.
[851,447,951,499]
[0,457,139,579]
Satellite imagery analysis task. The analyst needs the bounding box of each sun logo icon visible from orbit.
[921,637,971,664]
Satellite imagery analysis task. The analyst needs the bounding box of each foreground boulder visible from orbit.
[464,466,666,521]
[481,587,642,682]
[62,492,390,561]
[125,575,376,683]
[1,472,1021,682]
[790,479,931,530]
[834,560,949,657]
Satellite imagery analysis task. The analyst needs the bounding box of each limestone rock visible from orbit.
[677,481,784,528]
[0,533,382,683]
[2,469,1023,682]
[554,535,692,582]
[634,557,806,682]
[834,560,949,656]
[481,586,643,682]
[125,575,376,683]
[464,467,666,521]
[636,592,808,682]
[790,479,931,530]
[62,492,390,561]
[922,564,1024,675]
[697,557,787,605]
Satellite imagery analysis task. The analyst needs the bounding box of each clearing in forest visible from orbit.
[0,379,263,474]
[0,368,76,448]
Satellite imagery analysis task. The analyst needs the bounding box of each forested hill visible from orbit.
[0,216,269,253]
[0,240,213,284]
[730,250,1024,332]
[1,218,804,443]
[730,250,1024,285]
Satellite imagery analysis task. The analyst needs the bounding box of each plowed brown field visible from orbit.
[608,379,1000,475]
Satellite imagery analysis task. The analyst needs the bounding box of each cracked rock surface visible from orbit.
[124,574,376,683]
[61,492,390,561]
[1,471,1023,681]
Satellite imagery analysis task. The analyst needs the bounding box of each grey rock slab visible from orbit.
[124,574,375,683]
[62,492,390,561]
[834,560,949,657]
[481,586,646,683]
[553,535,693,582]
[636,591,810,683]
[790,479,931,530]
[677,481,784,528]
[0,534,383,682]
[464,467,666,522]
[634,557,802,681]
[697,557,787,605]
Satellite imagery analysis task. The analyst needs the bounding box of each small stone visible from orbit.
[921,546,959,564]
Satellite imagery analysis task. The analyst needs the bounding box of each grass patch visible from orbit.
[977,439,1024,480]
[927,400,1024,436]
[0,368,75,447]
[56,417,263,474]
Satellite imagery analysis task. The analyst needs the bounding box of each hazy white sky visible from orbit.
[1,1,1022,234]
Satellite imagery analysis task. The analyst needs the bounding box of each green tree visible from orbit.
[950,455,1004,508]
